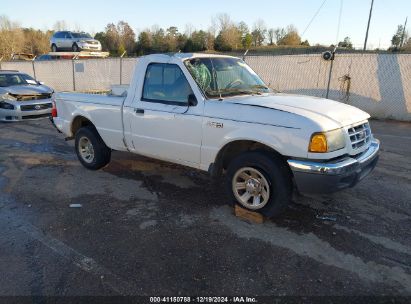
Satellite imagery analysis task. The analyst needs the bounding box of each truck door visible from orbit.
[127,62,203,167]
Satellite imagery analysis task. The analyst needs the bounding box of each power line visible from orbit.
[301,0,328,38]
[335,0,344,45]
[363,0,375,51]
[400,17,408,48]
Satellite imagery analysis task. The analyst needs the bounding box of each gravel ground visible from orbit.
[0,118,410,298]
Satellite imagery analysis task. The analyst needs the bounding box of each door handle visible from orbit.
[134,108,144,114]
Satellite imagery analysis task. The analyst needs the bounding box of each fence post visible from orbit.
[32,60,37,80]
[120,51,126,85]
[72,59,76,91]
[325,48,337,99]
[0,57,3,70]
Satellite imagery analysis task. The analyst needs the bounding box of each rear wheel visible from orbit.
[226,151,292,218]
[75,126,111,170]
[72,43,80,52]
[51,44,57,52]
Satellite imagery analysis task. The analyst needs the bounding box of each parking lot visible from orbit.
[0,118,410,297]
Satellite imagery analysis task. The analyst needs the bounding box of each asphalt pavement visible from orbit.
[0,118,410,298]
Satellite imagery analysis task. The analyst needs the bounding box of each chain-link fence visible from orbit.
[1,54,410,121]
[244,53,411,121]
[0,57,139,93]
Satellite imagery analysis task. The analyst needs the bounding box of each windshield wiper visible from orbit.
[250,84,269,90]
[219,89,262,97]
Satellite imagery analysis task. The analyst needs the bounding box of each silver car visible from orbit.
[0,71,54,122]
[50,31,102,52]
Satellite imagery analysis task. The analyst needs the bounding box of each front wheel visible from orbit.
[226,151,292,218]
[74,126,111,170]
[51,44,57,52]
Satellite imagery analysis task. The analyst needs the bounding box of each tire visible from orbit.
[226,151,292,218]
[74,126,111,170]
[51,44,57,52]
[72,43,80,52]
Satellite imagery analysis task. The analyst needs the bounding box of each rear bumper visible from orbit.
[287,139,380,194]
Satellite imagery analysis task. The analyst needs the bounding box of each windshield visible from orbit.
[0,73,38,87]
[72,32,92,39]
[184,57,271,98]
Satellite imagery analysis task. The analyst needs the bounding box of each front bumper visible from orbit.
[78,43,102,51]
[0,100,52,122]
[287,139,380,194]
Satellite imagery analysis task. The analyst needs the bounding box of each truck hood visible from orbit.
[0,85,53,96]
[227,93,370,128]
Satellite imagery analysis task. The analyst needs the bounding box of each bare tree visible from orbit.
[267,28,275,45]
[73,23,82,33]
[216,13,232,32]
[23,28,52,55]
[251,19,267,46]
[53,20,68,31]
[277,24,301,46]
[117,20,136,54]
[0,15,25,58]
[252,19,267,46]
[274,27,285,44]
[213,13,242,51]
[184,23,195,38]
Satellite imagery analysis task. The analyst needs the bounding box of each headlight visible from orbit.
[0,102,15,110]
[0,93,17,101]
[309,129,346,153]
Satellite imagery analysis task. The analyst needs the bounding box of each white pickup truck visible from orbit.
[52,53,379,217]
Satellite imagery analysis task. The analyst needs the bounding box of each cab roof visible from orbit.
[141,52,239,62]
[0,70,21,74]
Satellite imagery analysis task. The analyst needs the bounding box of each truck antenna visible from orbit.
[242,49,249,61]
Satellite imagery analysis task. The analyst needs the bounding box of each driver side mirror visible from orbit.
[188,93,197,106]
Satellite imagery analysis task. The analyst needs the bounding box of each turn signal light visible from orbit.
[309,133,328,153]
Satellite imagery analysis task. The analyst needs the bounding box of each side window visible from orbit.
[142,63,193,105]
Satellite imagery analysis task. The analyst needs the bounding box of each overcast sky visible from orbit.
[2,0,410,49]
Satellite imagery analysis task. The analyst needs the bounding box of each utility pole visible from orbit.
[400,17,408,48]
[363,0,374,51]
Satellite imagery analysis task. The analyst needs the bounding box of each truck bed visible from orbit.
[55,92,127,150]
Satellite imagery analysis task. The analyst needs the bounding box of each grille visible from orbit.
[20,103,52,111]
[348,122,372,150]
[11,93,52,101]
[22,113,51,120]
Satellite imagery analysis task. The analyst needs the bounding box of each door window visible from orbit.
[142,63,193,105]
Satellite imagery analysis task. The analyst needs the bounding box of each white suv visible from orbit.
[50,31,102,52]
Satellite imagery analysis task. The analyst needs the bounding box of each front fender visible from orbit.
[200,121,309,172]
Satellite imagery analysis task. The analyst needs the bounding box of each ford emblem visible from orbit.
[358,130,366,140]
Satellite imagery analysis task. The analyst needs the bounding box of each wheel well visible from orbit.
[211,140,286,178]
[71,116,94,136]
